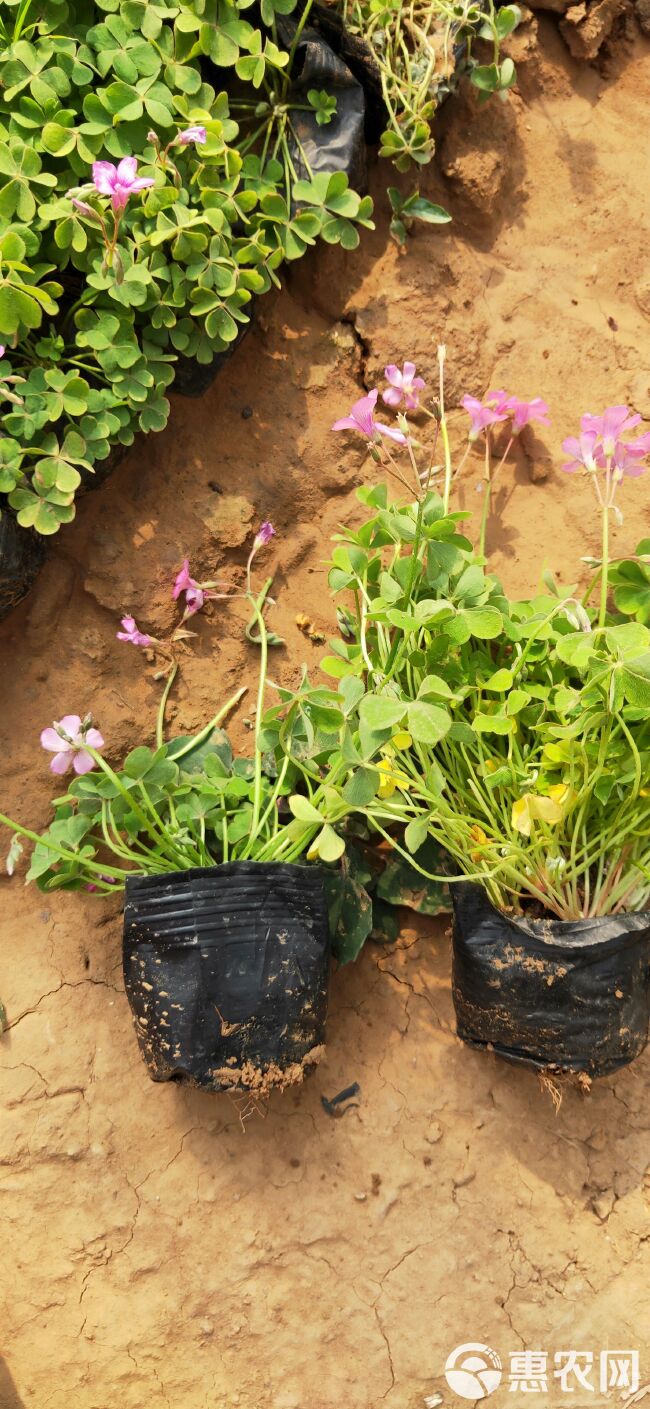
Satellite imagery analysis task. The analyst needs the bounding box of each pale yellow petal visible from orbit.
[512,797,532,836]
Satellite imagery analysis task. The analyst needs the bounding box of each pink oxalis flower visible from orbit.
[176,126,207,146]
[41,716,104,776]
[172,559,216,616]
[504,396,550,433]
[463,389,551,439]
[562,406,650,478]
[332,389,407,444]
[382,362,426,410]
[116,615,152,647]
[92,157,154,212]
[87,873,117,892]
[561,430,601,475]
[254,521,275,549]
[581,405,641,456]
[461,391,510,440]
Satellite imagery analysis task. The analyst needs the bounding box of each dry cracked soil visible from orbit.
[2,13,650,1409]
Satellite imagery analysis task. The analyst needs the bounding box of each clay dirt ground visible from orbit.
[2,14,650,1409]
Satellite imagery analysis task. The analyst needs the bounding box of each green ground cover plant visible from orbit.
[338,0,520,171]
[298,359,650,922]
[0,0,373,534]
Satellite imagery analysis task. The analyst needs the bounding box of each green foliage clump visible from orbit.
[0,0,374,534]
[340,0,520,171]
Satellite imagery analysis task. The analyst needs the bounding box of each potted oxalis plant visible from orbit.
[271,353,650,1079]
[0,522,383,1098]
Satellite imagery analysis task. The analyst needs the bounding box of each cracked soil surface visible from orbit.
[2,15,650,1409]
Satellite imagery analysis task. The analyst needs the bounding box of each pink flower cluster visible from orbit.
[562,406,650,479]
[115,522,276,650]
[332,362,428,442]
[462,390,550,441]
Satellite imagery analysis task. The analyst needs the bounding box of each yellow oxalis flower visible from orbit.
[377,755,411,799]
[512,792,564,837]
[391,730,412,750]
[548,783,574,807]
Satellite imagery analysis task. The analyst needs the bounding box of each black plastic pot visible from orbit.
[0,508,47,623]
[452,883,650,1077]
[123,862,330,1093]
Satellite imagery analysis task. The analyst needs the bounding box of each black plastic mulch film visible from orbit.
[452,882,650,1077]
[123,862,330,1090]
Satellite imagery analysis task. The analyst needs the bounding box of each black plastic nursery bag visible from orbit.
[452,883,650,1077]
[0,510,46,623]
[283,21,367,192]
[179,23,368,401]
[123,862,330,1092]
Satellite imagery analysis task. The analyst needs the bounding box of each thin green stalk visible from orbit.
[156,662,178,748]
[283,0,315,91]
[239,755,289,860]
[245,594,269,846]
[599,497,610,629]
[0,812,131,879]
[169,686,248,761]
[479,433,491,558]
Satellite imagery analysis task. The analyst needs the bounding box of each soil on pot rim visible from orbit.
[2,17,650,1409]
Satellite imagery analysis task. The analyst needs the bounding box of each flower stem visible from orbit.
[438,346,453,514]
[156,662,178,749]
[169,687,247,762]
[0,812,131,879]
[246,593,270,847]
[598,499,610,630]
[479,434,491,558]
